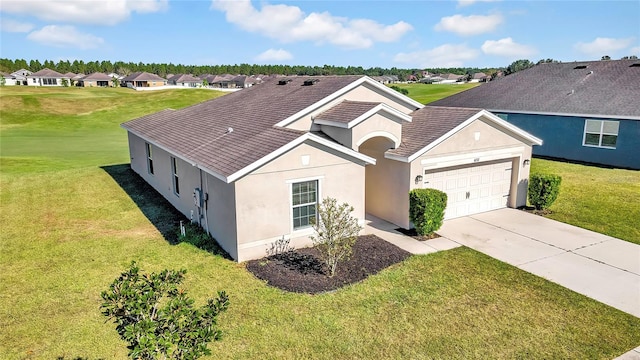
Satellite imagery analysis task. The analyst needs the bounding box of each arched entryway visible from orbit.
[358,136,407,226]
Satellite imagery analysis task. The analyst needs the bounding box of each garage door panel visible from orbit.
[424,159,513,219]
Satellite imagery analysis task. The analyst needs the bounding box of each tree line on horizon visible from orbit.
[1,56,635,80]
[0,58,501,80]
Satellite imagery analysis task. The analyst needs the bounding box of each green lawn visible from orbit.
[1,86,639,359]
[390,82,479,104]
[531,158,640,244]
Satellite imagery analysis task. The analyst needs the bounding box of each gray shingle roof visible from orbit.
[123,76,364,178]
[315,100,380,124]
[388,106,482,158]
[168,74,200,83]
[431,60,640,118]
[81,72,113,81]
[30,68,65,78]
[122,72,166,82]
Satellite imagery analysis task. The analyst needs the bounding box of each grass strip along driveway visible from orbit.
[1,86,639,359]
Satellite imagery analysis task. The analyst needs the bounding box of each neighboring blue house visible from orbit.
[431,60,640,169]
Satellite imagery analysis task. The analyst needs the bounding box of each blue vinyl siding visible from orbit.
[503,113,639,169]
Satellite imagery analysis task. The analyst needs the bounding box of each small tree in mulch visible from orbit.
[100,262,229,360]
[310,197,362,277]
[409,188,447,236]
[528,173,562,211]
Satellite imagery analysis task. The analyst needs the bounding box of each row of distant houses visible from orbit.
[0,68,263,89]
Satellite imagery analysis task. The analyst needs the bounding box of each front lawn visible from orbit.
[1,86,638,359]
[531,158,640,244]
[390,82,479,104]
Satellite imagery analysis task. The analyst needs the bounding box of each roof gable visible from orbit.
[431,59,640,119]
[387,106,542,162]
[314,100,412,129]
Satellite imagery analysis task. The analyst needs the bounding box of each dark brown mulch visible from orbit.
[246,234,411,294]
[518,205,553,216]
[394,227,441,241]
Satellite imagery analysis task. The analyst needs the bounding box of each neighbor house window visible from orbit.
[171,157,179,195]
[292,180,318,230]
[145,142,154,174]
[583,119,619,148]
[495,113,509,121]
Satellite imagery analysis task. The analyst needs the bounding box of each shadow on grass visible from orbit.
[101,164,230,259]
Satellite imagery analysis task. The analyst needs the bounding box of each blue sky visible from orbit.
[1,0,638,69]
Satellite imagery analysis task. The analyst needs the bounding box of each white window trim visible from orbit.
[582,119,618,149]
[171,156,180,196]
[288,176,323,235]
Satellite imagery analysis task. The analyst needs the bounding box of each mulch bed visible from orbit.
[246,234,411,294]
[394,227,441,241]
[518,205,553,216]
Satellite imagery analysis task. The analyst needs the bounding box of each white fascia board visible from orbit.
[479,109,543,145]
[314,103,412,129]
[306,133,376,165]
[384,153,410,162]
[121,126,230,183]
[225,133,376,183]
[488,109,640,121]
[399,109,543,163]
[275,76,423,128]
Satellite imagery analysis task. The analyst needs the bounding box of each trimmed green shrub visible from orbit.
[409,188,447,235]
[528,173,562,210]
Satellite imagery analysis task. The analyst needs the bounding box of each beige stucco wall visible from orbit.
[128,133,239,258]
[360,137,411,229]
[408,117,534,210]
[233,140,367,262]
[286,81,418,131]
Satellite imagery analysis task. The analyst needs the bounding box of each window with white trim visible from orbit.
[171,157,180,195]
[583,119,619,148]
[145,142,154,174]
[292,180,318,230]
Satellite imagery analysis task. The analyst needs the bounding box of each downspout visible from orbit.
[200,168,211,235]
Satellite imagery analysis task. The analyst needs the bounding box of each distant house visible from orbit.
[27,68,67,86]
[122,72,167,88]
[435,73,465,84]
[10,69,32,85]
[167,74,201,87]
[78,72,113,87]
[122,75,541,261]
[231,75,257,88]
[1,72,18,85]
[209,74,235,88]
[431,60,640,169]
[469,72,489,83]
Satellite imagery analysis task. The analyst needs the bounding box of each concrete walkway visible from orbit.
[437,208,640,318]
[364,214,461,254]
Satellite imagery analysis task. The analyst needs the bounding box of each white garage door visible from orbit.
[423,159,513,219]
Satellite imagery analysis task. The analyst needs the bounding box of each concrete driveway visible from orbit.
[437,208,640,318]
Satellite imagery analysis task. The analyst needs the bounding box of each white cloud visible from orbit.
[210,0,412,49]
[574,37,635,55]
[481,37,536,58]
[393,44,479,68]
[0,18,34,32]
[27,25,104,49]
[255,48,293,62]
[434,14,502,36]
[630,46,640,55]
[458,0,500,7]
[0,0,168,26]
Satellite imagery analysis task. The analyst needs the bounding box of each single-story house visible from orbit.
[431,59,640,169]
[168,74,201,87]
[11,69,32,85]
[27,68,67,86]
[122,72,167,88]
[78,72,113,87]
[469,72,489,83]
[122,75,541,261]
[1,72,18,85]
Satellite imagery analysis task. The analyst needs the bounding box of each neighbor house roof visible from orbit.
[82,72,113,81]
[168,74,200,83]
[63,72,77,78]
[30,68,65,78]
[431,59,640,119]
[123,76,371,181]
[122,72,166,82]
